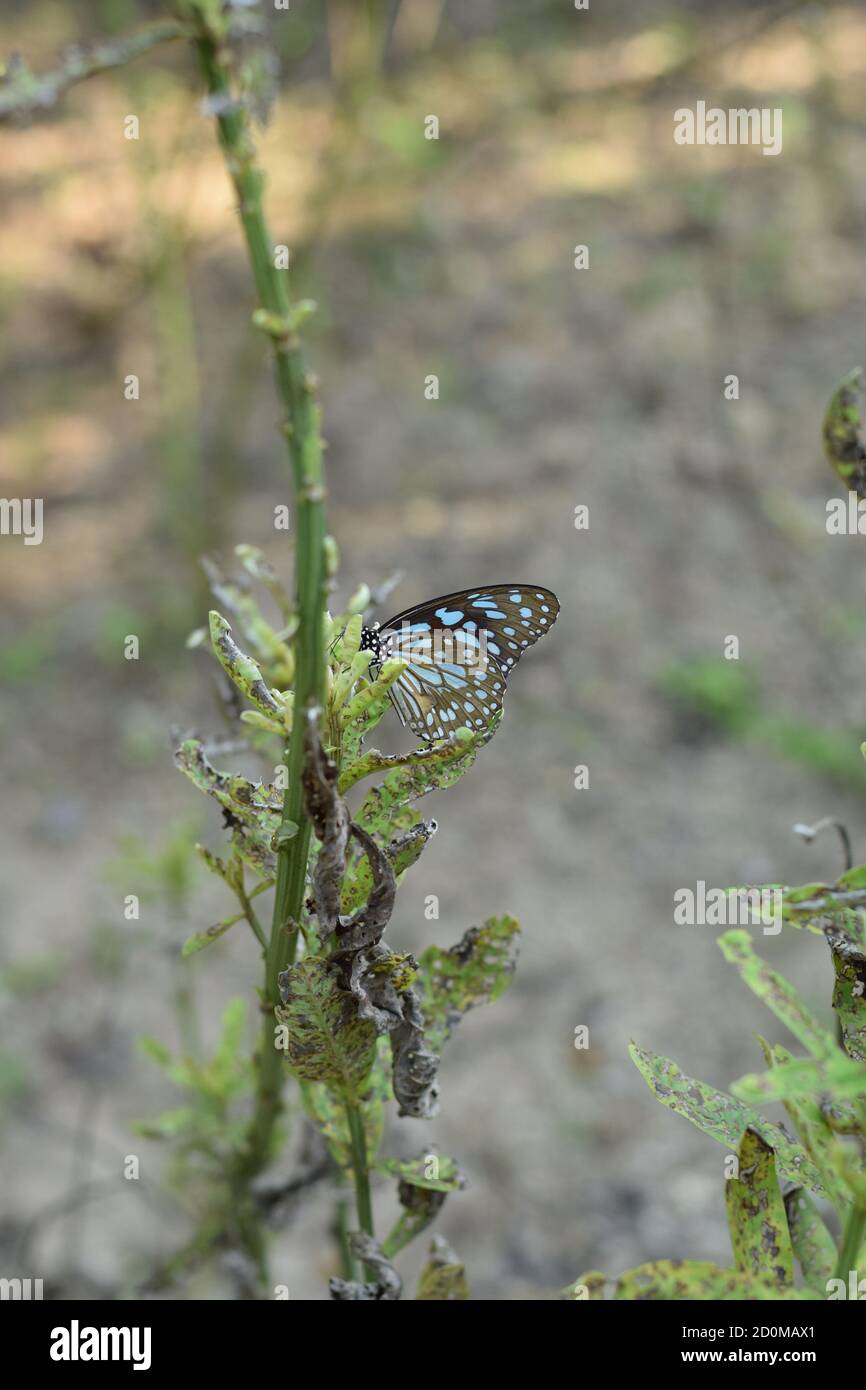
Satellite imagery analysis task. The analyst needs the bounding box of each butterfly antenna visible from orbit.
[366,569,405,619]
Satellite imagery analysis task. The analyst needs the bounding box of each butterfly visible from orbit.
[359,585,559,741]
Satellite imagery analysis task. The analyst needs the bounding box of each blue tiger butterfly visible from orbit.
[359,585,559,741]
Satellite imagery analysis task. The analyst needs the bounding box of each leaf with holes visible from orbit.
[725,1128,793,1287]
[629,1043,825,1194]
[276,958,377,1094]
[416,917,521,1055]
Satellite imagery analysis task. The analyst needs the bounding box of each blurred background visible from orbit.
[2,0,866,1299]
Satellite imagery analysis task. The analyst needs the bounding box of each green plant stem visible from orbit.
[345,1099,376,1277]
[210,879,271,940]
[0,19,185,121]
[835,1203,866,1282]
[140,1216,225,1293]
[188,0,328,1238]
[333,1189,357,1282]
[236,884,268,952]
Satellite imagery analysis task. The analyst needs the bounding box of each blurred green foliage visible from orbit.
[106,815,203,914]
[659,655,758,736]
[660,655,866,789]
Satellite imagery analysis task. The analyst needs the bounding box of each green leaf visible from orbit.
[757,1036,851,1214]
[417,916,520,1055]
[136,1036,173,1070]
[181,914,239,957]
[718,930,834,1057]
[340,728,479,796]
[415,1237,469,1301]
[329,646,373,713]
[378,1153,466,1193]
[234,543,293,622]
[174,740,281,880]
[340,821,435,915]
[725,1128,793,1287]
[353,788,421,845]
[837,865,866,890]
[780,883,865,937]
[349,729,488,829]
[195,844,234,883]
[784,1188,837,1290]
[339,660,409,767]
[613,1260,820,1301]
[822,367,866,493]
[209,611,283,716]
[561,1272,608,1300]
[629,1043,825,1194]
[240,709,286,738]
[732,1051,866,1106]
[203,553,293,670]
[830,936,866,1062]
[784,882,830,904]
[332,613,363,664]
[381,1154,465,1258]
[276,958,377,1093]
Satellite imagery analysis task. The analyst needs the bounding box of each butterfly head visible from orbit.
[359,622,389,670]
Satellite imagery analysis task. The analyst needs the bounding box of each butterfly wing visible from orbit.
[384,620,508,740]
[377,585,559,740]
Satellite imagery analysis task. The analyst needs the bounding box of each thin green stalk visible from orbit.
[209,879,271,941]
[236,884,268,952]
[333,1189,358,1282]
[0,18,185,121]
[139,1216,225,1294]
[345,1099,376,1277]
[835,1203,866,1282]
[187,2,328,1193]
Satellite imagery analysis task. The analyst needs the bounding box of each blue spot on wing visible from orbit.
[377,584,559,739]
